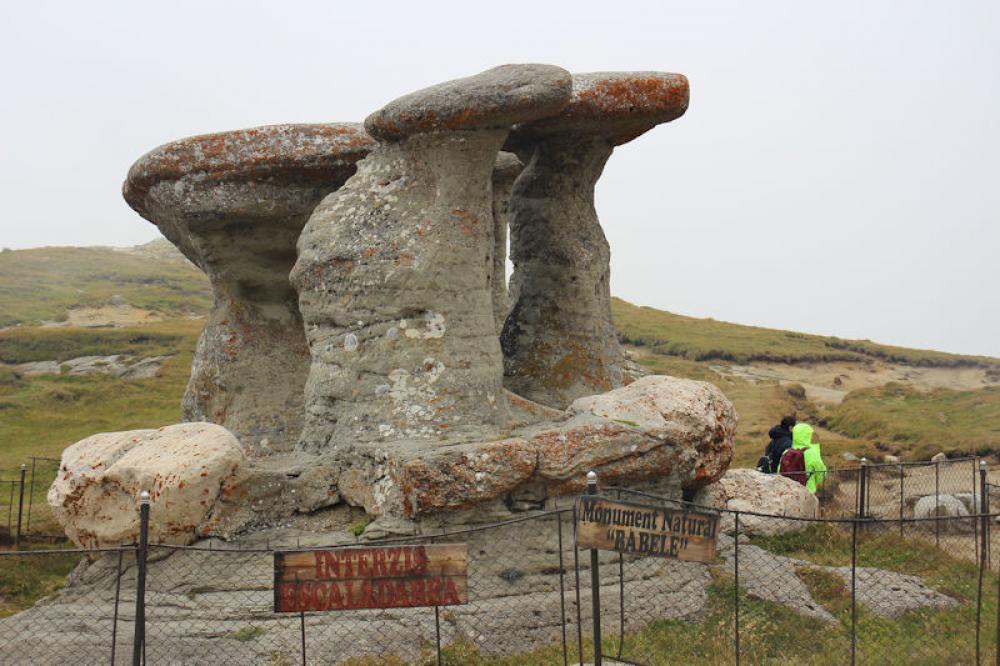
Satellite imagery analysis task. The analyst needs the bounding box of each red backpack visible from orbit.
[780,448,807,486]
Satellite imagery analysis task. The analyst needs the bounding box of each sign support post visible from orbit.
[587,470,602,666]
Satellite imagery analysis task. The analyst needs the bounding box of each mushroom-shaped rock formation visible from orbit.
[123,124,375,451]
[501,72,689,409]
[490,152,524,334]
[291,64,572,451]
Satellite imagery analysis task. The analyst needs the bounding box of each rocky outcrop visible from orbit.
[291,65,572,451]
[123,124,375,452]
[693,468,818,536]
[502,72,689,408]
[14,355,171,378]
[490,152,524,333]
[47,423,245,548]
[337,375,735,518]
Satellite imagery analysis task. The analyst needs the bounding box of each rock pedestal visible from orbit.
[123,124,374,451]
[339,375,735,518]
[502,72,689,408]
[291,65,572,450]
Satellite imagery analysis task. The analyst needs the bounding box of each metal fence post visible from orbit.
[851,517,858,666]
[734,511,741,666]
[977,461,988,666]
[132,490,150,666]
[111,549,124,665]
[557,511,569,666]
[899,464,904,538]
[587,471,602,666]
[14,464,26,547]
[975,459,981,562]
[300,610,307,665]
[858,459,868,525]
[25,458,36,534]
[935,461,941,548]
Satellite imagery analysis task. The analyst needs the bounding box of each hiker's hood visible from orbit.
[792,423,815,449]
[768,424,791,440]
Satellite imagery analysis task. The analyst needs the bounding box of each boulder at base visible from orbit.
[338,374,736,518]
[48,423,246,548]
[693,468,818,536]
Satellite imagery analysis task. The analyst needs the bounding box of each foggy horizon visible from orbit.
[2,0,998,357]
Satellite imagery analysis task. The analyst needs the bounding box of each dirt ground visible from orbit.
[710,360,1000,405]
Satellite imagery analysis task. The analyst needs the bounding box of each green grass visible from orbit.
[0,320,200,532]
[0,321,199,477]
[0,545,80,617]
[0,244,210,326]
[612,298,999,369]
[0,325,190,364]
[826,383,1000,460]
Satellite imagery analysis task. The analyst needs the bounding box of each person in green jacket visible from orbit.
[792,423,827,494]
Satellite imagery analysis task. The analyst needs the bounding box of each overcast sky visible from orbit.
[2,1,998,357]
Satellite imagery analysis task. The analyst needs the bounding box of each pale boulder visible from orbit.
[48,423,246,548]
[693,468,818,536]
[913,493,973,532]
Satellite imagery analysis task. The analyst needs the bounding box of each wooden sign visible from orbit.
[576,496,719,563]
[273,543,468,613]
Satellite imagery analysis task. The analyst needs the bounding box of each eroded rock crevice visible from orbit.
[502,134,620,408]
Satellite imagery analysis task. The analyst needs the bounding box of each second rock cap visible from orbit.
[509,71,689,146]
[365,64,573,141]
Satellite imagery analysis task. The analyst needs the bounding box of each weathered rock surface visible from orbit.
[717,540,837,624]
[124,124,375,451]
[490,152,523,333]
[826,567,959,618]
[693,468,818,535]
[365,64,573,141]
[14,355,172,378]
[0,515,707,665]
[502,72,688,408]
[336,375,735,518]
[203,452,342,537]
[48,423,245,548]
[291,65,572,451]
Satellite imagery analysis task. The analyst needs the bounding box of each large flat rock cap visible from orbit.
[510,72,689,145]
[365,64,572,141]
[123,123,375,210]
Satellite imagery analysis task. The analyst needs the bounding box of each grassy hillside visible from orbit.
[0,320,199,476]
[612,298,999,369]
[0,242,211,326]
[826,383,1000,460]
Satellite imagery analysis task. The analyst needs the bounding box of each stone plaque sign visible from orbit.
[274,544,469,612]
[576,496,718,563]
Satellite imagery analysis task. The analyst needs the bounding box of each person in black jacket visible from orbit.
[762,416,797,474]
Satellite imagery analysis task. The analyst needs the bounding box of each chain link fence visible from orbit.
[0,468,999,665]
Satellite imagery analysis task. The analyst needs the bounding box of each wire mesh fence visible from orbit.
[1,471,999,665]
[24,457,62,538]
[607,485,999,666]
[817,457,980,522]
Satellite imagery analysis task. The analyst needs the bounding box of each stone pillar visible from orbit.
[490,152,524,334]
[291,64,571,451]
[123,124,374,452]
[502,72,689,409]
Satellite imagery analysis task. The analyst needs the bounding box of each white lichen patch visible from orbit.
[381,357,449,439]
[401,311,446,339]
